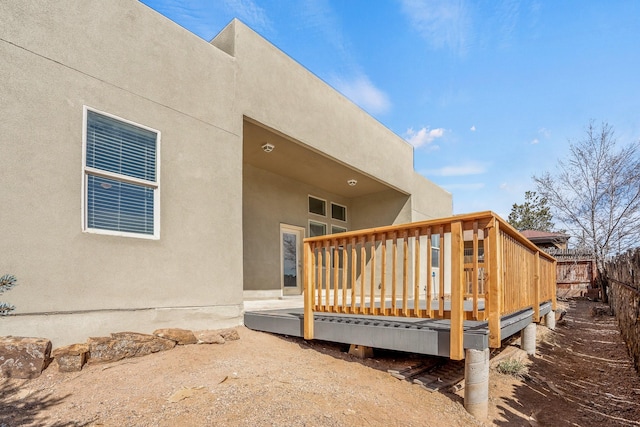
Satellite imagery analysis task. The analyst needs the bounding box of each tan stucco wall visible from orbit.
[0,0,243,345]
[409,173,454,221]
[1,1,453,344]
[217,21,417,195]
[243,164,354,292]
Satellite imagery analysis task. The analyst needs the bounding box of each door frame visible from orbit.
[280,224,305,296]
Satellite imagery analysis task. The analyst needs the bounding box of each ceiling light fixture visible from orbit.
[347,179,357,186]
[261,143,275,153]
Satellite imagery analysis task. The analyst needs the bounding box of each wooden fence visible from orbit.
[303,211,557,360]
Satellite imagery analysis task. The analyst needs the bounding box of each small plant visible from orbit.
[496,358,528,379]
[0,274,18,316]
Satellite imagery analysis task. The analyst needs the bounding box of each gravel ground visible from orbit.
[2,298,639,426]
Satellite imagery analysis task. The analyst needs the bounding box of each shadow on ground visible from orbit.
[0,379,78,427]
[493,298,640,427]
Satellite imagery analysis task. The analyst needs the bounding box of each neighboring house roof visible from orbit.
[520,230,570,248]
[520,230,570,240]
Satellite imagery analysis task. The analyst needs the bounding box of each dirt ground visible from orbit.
[2,298,640,426]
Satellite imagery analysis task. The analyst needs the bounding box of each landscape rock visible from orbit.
[219,328,240,341]
[87,332,175,364]
[0,336,52,379]
[52,343,89,372]
[153,328,198,345]
[194,330,226,344]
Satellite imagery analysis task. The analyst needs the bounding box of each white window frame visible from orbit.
[81,106,161,239]
[308,220,327,237]
[330,202,347,222]
[331,225,347,234]
[308,195,327,217]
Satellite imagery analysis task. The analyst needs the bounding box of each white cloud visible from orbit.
[333,75,391,115]
[404,127,445,148]
[538,127,551,138]
[399,0,471,55]
[423,161,487,177]
[531,138,539,144]
[470,125,476,131]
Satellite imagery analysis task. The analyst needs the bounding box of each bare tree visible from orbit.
[534,121,640,302]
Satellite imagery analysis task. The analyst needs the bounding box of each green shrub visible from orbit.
[496,358,528,379]
[0,274,18,316]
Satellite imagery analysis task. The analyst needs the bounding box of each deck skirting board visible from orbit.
[244,301,551,358]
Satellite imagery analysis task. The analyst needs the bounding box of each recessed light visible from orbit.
[262,143,275,153]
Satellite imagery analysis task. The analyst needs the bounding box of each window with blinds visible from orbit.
[83,108,160,238]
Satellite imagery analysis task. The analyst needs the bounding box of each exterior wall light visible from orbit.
[347,179,357,186]
[262,143,275,153]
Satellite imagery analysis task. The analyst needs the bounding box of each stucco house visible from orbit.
[1,1,452,346]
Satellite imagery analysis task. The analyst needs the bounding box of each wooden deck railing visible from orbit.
[303,211,556,360]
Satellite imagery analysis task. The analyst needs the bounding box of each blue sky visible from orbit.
[140,0,640,219]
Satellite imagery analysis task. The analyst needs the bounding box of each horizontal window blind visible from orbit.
[85,110,158,236]
[87,175,155,235]
[86,111,156,182]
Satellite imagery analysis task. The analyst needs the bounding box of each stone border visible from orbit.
[1,327,240,378]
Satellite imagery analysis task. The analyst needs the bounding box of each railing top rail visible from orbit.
[303,210,556,263]
[492,215,556,263]
[303,211,496,243]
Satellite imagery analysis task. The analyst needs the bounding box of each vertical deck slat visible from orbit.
[315,246,322,310]
[324,242,331,312]
[450,220,465,360]
[350,237,357,313]
[359,237,366,314]
[392,232,398,316]
[426,228,433,318]
[402,231,409,316]
[341,240,348,313]
[380,234,387,315]
[472,221,479,320]
[438,226,445,317]
[413,228,422,317]
[333,241,339,312]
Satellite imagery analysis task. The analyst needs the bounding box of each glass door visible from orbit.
[280,224,304,295]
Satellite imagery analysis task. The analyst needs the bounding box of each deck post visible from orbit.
[303,241,314,340]
[464,348,489,420]
[450,220,465,361]
[487,218,502,348]
[521,322,536,355]
[545,310,556,330]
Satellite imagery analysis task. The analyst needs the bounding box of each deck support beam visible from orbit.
[464,348,489,420]
[521,322,537,355]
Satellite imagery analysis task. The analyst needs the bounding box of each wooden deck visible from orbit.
[245,211,557,361]
[246,212,557,418]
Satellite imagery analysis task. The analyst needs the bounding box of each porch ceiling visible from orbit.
[243,119,394,198]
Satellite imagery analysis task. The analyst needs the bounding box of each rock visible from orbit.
[87,332,175,364]
[153,328,197,345]
[194,330,226,344]
[52,343,89,372]
[0,336,52,379]
[219,328,240,341]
